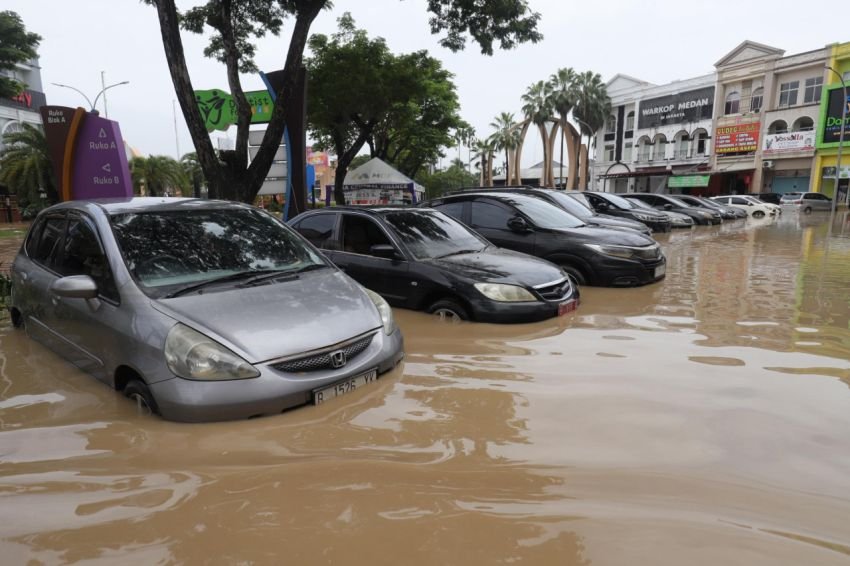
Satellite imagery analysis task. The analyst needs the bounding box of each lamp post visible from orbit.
[52,79,130,116]
[826,66,848,220]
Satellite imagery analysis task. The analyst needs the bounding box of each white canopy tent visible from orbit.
[342,157,425,205]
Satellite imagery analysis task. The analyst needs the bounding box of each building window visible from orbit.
[724,91,740,115]
[605,116,617,134]
[768,120,787,134]
[637,139,652,162]
[750,87,763,112]
[803,77,823,104]
[605,145,615,162]
[675,135,689,159]
[622,144,632,163]
[625,111,635,131]
[792,116,814,131]
[778,81,799,107]
[695,131,709,156]
[653,136,666,160]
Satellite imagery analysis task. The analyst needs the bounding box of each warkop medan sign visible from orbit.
[637,86,715,129]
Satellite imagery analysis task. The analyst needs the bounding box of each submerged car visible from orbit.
[570,191,673,233]
[9,198,404,422]
[675,194,744,220]
[422,191,666,287]
[711,195,775,218]
[289,207,579,323]
[626,193,723,225]
[779,192,832,213]
[625,197,695,228]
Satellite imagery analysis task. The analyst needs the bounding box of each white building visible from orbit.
[0,56,46,151]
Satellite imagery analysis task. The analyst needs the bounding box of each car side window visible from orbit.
[340,214,393,256]
[24,216,47,258]
[731,197,748,205]
[55,215,119,302]
[433,201,465,222]
[293,213,338,250]
[470,201,512,229]
[29,214,67,269]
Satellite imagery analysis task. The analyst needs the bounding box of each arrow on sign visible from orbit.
[102,163,112,172]
[98,128,107,138]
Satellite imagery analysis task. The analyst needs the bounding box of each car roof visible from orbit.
[431,191,549,205]
[42,197,256,216]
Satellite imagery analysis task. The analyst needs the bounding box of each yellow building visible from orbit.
[812,42,850,201]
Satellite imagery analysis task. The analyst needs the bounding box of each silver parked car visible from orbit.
[779,192,833,213]
[9,198,404,422]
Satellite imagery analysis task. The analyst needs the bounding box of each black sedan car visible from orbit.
[289,207,579,323]
[455,187,652,236]
[422,192,666,287]
[626,193,722,225]
[568,191,673,233]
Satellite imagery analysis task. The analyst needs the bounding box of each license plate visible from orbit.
[313,368,378,405]
[558,300,577,316]
[654,263,666,278]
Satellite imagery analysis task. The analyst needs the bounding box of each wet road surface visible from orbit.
[1,212,850,564]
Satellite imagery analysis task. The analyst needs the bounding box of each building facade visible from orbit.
[812,42,850,202]
[0,56,47,151]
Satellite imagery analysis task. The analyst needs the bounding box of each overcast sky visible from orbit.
[7,0,839,169]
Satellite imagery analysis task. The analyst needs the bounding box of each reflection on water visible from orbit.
[1,213,850,564]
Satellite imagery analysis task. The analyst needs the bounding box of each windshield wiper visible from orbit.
[238,263,327,287]
[435,248,484,259]
[164,269,291,298]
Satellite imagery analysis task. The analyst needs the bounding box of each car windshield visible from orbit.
[383,210,487,260]
[663,195,691,207]
[598,192,636,209]
[568,192,594,209]
[546,192,593,219]
[502,194,585,229]
[110,207,326,297]
[626,198,654,210]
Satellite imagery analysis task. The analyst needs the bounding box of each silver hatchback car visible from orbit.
[9,198,404,422]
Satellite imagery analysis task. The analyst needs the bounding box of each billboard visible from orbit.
[715,122,760,154]
[820,86,850,145]
[194,88,275,132]
[763,130,816,154]
[306,146,330,167]
[637,86,715,129]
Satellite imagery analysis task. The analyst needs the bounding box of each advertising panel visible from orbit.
[637,86,715,129]
[194,88,275,132]
[820,87,850,145]
[762,130,816,154]
[715,122,760,154]
[307,146,330,167]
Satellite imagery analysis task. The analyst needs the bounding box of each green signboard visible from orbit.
[668,175,710,188]
[194,88,275,132]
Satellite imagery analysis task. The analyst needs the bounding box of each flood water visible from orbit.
[2,212,850,565]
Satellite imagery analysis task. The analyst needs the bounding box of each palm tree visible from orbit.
[130,155,188,197]
[572,71,611,189]
[547,68,577,188]
[471,138,495,186]
[180,152,205,198]
[0,123,58,206]
[463,126,476,174]
[521,80,553,186]
[489,112,521,185]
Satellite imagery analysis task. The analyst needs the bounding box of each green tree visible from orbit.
[471,137,495,186]
[572,71,611,189]
[547,67,577,188]
[0,123,57,207]
[415,161,477,200]
[489,112,521,184]
[521,80,553,186]
[146,0,542,207]
[130,155,188,197]
[180,152,205,198]
[0,11,41,99]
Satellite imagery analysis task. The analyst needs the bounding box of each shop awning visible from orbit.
[668,175,710,188]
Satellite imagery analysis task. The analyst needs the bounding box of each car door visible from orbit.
[468,198,536,256]
[48,212,123,382]
[332,213,413,306]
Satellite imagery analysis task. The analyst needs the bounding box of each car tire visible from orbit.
[427,299,468,322]
[9,308,23,329]
[803,206,812,214]
[124,379,160,416]
[561,265,587,286]
[752,210,765,218]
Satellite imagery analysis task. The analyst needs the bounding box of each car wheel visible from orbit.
[561,265,587,286]
[427,299,468,322]
[124,379,160,416]
[9,308,23,329]
[752,210,765,218]
[803,206,812,214]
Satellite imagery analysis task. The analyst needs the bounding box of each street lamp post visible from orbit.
[51,79,130,116]
[826,66,848,220]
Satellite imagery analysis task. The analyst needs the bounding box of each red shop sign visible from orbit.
[714,122,760,154]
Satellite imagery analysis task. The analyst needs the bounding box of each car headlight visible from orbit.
[474,283,537,302]
[165,323,259,380]
[584,243,637,259]
[364,288,395,334]
[632,213,655,222]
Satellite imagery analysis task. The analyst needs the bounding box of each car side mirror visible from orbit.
[594,200,609,211]
[507,216,532,233]
[369,244,400,260]
[663,203,673,210]
[747,202,753,206]
[50,275,98,299]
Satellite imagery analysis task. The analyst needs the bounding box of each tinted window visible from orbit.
[595,193,636,209]
[110,207,325,296]
[546,192,592,219]
[294,213,337,249]
[626,198,653,210]
[24,216,47,258]
[30,215,66,268]
[433,201,465,221]
[664,196,690,207]
[470,201,512,229]
[506,195,584,229]
[56,215,119,301]
[340,214,393,256]
[383,211,486,260]
[568,192,594,209]
[731,197,748,205]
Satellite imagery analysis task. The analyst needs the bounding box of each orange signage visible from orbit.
[715,122,760,154]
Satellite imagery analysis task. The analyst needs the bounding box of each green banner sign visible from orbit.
[668,175,710,188]
[194,88,275,132]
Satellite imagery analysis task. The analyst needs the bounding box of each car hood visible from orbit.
[622,208,668,220]
[550,225,656,246]
[425,247,563,287]
[590,215,649,232]
[676,206,717,216]
[150,269,382,363]
[660,210,693,221]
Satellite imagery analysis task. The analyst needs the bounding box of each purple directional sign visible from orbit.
[71,113,133,199]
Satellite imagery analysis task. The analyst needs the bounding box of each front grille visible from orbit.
[534,278,572,301]
[272,333,375,373]
[633,245,662,261]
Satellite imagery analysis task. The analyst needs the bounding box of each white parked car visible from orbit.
[711,195,775,218]
[740,195,781,216]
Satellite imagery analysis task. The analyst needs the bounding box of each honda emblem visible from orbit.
[330,350,347,369]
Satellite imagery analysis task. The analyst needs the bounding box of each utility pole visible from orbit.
[101,71,108,118]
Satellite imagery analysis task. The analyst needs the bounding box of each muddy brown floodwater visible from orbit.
[2,212,850,565]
